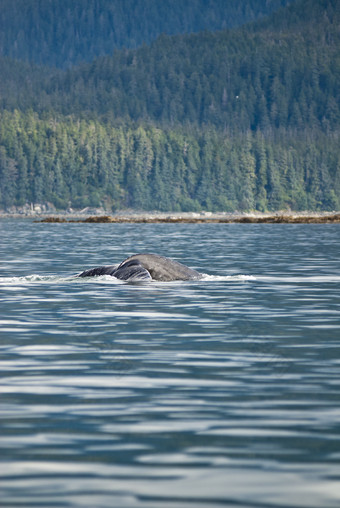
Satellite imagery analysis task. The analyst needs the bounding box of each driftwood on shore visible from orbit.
[37,213,340,224]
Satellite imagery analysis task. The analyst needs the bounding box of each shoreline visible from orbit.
[36,211,340,224]
[1,209,340,223]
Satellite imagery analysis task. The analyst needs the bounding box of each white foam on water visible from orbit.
[201,273,257,282]
[0,274,62,285]
[0,273,256,286]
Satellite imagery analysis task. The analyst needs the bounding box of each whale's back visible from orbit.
[120,253,202,281]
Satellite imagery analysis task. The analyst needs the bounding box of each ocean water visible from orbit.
[0,219,340,508]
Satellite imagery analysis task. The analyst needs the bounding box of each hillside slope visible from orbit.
[0,0,290,68]
[3,0,338,134]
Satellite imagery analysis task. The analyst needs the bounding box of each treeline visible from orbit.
[0,0,290,68]
[1,111,339,211]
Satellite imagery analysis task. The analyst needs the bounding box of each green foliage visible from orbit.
[0,0,339,212]
[0,0,290,68]
[2,0,338,134]
[0,110,339,211]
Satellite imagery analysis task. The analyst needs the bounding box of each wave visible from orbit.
[0,274,126,286]
[202,274,256,282]
[0,274,74,286]
[0,273,256,286]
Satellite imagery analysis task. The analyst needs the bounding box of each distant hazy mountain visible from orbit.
[0,0,290,68]
[3,0,337,134]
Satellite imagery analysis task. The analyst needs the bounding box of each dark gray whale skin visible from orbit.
[77,253,203,282]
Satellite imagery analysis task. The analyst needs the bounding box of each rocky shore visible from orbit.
[37,211,340,224]
[1,205,340,223]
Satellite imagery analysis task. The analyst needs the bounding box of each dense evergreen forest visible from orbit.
[0,0,290,68]
[1,110,339,212]
[0,0,339,212]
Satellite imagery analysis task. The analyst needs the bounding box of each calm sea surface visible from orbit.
[0,219,340,508]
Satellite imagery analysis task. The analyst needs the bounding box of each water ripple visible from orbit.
[1,221,340,507]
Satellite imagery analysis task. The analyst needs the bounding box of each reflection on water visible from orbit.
[0,221,340,507]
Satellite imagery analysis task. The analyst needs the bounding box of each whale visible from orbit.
[77,253,203,282]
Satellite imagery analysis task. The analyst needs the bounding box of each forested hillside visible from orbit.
[1,111,338,212]
[0,0,290,68]
[2,0,339,132]
[41,3,340,133]
[0,0,339,213]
